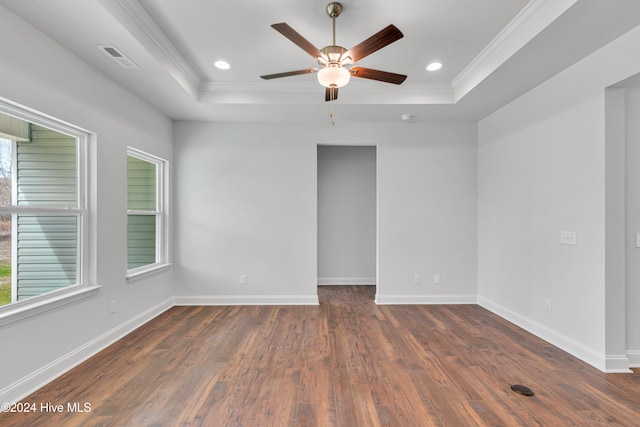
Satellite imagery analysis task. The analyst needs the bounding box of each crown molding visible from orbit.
[100,0,572,107]
[452,0,579,102]
[199,81,455,105]
[98,0,203,98]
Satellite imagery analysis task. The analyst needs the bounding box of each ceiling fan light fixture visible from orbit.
[318,66,350,88]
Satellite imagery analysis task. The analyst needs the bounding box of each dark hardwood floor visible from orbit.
[1,285,639,426]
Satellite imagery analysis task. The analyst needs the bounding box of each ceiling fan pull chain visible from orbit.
[333,89,337,125]
[330,102,335,126]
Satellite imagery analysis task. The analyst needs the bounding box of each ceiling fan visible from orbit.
[260,2,407,102]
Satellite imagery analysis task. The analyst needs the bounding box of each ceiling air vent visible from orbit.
[97,45,138,69]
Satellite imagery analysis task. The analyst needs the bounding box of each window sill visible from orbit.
[127,263,172,283]
[0,285,102,328]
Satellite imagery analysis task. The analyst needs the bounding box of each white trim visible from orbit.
[126,147,169,276]
[174,294,320,306]
[0,97,92,137]
[76,131,89,288]
[317,277,376,285]
[478,296,632,373]
[605,355,633,373]
[0,297,173,404]
[452,0,579,102]
[375,294,477,305]
[97,0,202,98]
[126,262,171,282]
[200,81,454,101]
[0,98,93,319]
[0,285,100,327]
[126,146,166,165]
[199,81,455,105]
[627,350,640,368]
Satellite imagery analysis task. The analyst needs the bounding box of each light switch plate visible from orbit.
[560,231,577,246]
[636,233,640,248]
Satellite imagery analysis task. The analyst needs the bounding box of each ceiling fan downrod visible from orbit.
[326,2,343,45]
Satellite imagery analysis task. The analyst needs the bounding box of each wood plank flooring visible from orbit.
[1,285,639,426]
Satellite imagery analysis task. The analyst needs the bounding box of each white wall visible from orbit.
[174,121,477,305]
[173,122,318,304]
[0,5,174,401]
[318,146,376,285]
[625,82,640,365]
[376,124,477,303]
[478,25,640,371]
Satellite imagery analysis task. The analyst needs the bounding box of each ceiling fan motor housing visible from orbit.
[318,45,350,67]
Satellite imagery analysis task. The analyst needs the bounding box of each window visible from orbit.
[0,99,94,318]
[127,147,168,279]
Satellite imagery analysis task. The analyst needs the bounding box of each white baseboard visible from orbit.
[478,296,631,373]
[628,350,640,367]
[605,355,633,373]
[375,294,477,305]
[174,294,319,306]
[0,297,174,404]
[317,277,376,285]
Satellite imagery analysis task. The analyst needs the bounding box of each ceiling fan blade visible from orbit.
[343,24,404,63]
[325,87,339,102]
[260,68,318,80]
[350,66,407,85]
[271,23,323,59]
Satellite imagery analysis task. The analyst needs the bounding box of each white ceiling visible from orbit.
[2,0,640,122]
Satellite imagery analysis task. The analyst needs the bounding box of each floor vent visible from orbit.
[510,384,535,396]
[97,45,138,69]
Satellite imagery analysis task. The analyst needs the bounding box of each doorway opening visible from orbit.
[317,145,377,297]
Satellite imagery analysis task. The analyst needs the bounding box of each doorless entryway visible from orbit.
[317,145,376,288]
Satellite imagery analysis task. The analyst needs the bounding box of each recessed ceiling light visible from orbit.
[214,60,231,70]
[426,62,443,72]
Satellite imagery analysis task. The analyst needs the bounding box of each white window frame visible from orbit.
[0,97,98,327]
[126,147,170,281]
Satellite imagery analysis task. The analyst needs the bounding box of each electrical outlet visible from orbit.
[110,300,117,314]
[240,274,248,285]
[414,274,422,284]
[433,274,441,284]
[544,298,552,313]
